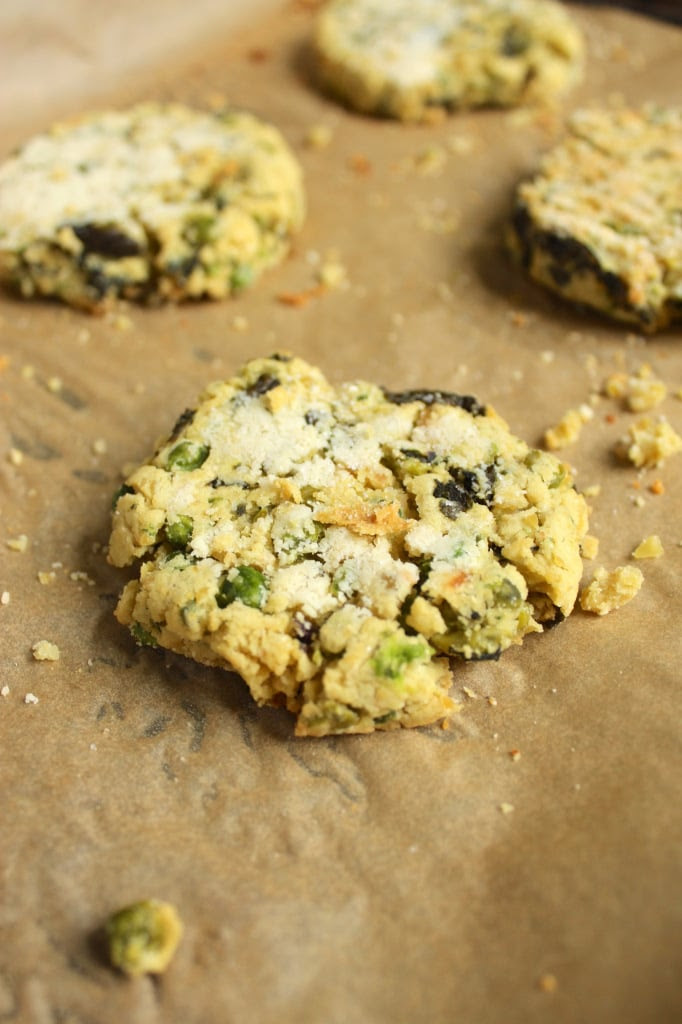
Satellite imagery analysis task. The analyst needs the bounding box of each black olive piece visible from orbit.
[246,373,280,397]
[168,409,196,443]
[400,448,437,464]
[383,388,485,417]
[433,479,474,519]
[208,478,254,489]
[72,223,142,258]
[292,614,318,647]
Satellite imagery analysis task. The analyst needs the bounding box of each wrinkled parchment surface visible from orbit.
[1,3,680,1022]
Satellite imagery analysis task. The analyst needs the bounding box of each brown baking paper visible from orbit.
[1,3,681,1022]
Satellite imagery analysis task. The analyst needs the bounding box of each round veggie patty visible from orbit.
[0,103,304,311]
[109,354,589,736]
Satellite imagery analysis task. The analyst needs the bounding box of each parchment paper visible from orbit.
[1,3,681,1022]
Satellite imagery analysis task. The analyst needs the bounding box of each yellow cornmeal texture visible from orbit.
[579,566,643,616]
[615,415,682,468]
[508,105,682,332]
[0,103,304,312]
[109,355,589,737]
[313,0,583,122]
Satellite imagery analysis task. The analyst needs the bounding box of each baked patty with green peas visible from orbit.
[508,105,682,333]
[0,103,304,312]
[312,0,584,121]
[108,354,588,737]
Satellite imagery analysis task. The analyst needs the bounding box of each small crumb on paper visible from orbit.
[632,535,663,560]
[106,899,183,976]
[1,591,10,606]
[6,534,28,553]
[544,404,593,450]
[603,364,667,411]
[1,685,10,697]
[304,123,333,149]
[538,973,558,994]
[615,416,682,468]
[32,640,60,662]
[24,692,40,705]
[499,802,515,815]
[579,566,643,615]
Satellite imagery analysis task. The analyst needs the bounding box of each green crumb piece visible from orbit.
[371,633,430,681]
[166,441,210,471]
[106,899,183,977]
[216,565,268,609]
[130,623,158,647]
[165,515,193,549]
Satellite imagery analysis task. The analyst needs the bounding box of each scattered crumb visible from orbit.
[276,284,325,307]
[544,404,593,450]
[579,566,644,615]
[111,314,133,332]
[499,802,515,815]
[46,376,63,393]
[487,695,498,707]
[509,749,521,762]
[632,535,663,560]
[348,153,371,175]
[92,438,108,456]
[540,350,555,364]
[69,570,96,586]
[6,534,28,553]
[415,199,460,235]
[304,123,333,149]
[538,973,558,994]
[106,899,183,977]
[21,364,35,380]
[316,255,348,289]
[246,46,269,63]
[24,692,40,705]
[582,484,601,498]
[231,315,249,332]
[447,133,475,155]
[37,571,57,585]
[649,479,665,496]
[615,416,682,468]
[580,535,600,560]
[32,640,60,661]
[0,685,9,697]
[1,591,9,605]
[462,686,479,700]
[603,364,667,412]
[8,447,23,466]
[413,145,447,176]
